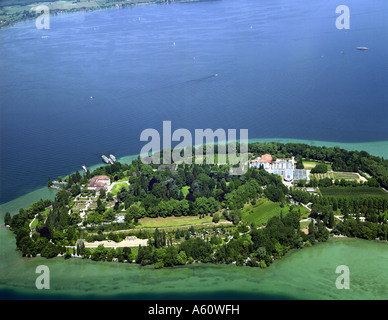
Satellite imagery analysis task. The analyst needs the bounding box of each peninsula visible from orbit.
[4,142,388,268]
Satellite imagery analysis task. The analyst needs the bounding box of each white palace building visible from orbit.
[250,154,308,183]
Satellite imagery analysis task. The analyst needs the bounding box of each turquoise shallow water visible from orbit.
[1,226,387,300]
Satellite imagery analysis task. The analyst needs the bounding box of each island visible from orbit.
[4,141,388,269]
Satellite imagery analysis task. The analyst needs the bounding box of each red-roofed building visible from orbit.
[87,175,110,192]
[250,154,273,170]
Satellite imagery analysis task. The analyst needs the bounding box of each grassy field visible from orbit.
[136,214,224,229]
[299,220,311,230]
[110,182,129,195]
[181,186,190,198]
[30,207,50,228]
[242,199,305,226]
[320,185,388,199]
[242,199,280,225]
[303,160,332,171]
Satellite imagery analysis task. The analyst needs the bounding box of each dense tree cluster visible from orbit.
[90,157,289,224]
[7,192,80,257]
[333,219,388,240]
[310,163,328,174]
[133,211,308,269]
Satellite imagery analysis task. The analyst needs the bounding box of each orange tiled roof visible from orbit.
[260,154,272,163]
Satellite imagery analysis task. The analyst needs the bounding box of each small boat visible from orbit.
[356,46,368,50]
[82,165,87,173]
[101,155,110,164]
[109,154,116,163]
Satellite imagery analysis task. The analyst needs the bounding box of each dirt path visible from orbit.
[83,238,148,248]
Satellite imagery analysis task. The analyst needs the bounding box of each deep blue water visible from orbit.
[1,0,387,204]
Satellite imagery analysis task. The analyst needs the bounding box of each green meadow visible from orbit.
[241,199,308,226]
[320,185,388,199]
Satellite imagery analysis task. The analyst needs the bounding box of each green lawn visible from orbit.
[30,217,39,228]
[30,208,50,228]
[242,199,285,225]
[242,199,309,226]
[110,182,129,195]
[303,160,332,171]
[136,214,222,229]
[181,186,190,198]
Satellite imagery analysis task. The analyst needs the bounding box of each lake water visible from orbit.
[0,0,387,204]
[1,222,388,300]
[0,0,388,300]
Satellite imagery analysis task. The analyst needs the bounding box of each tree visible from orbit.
[316,219,329,242]
[76,240,85,256]
[123,247,132,262]
[128,204,145,222]
[229,209,242,225]
[311,164,328,174]
[212,214,220,223]
[106,192,114,202]
[99,188,106,199]
[264,185,285,203]
[4,212,11,226]
[70,184,81,197]
[96,198,107,215]
[179,238,212,262]
[91,244,108,261]
[328,212,335,228]
[186,191,196,202]
[256,247,267,260]
[308,220,316,236]
[47,176,53,187]
[41,242,59,259]
[124,211,133,224]
[103,208,116,222]
[143,194,160,211]
[39,226,51,240]
[153,228,166,249]
[176,251,187,265]
[367,178,379,187]
[163,246,178,267]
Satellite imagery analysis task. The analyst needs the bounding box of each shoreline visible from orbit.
[2,236,387,301]
[1,137,387,215]
[0,0,207,30]
[20,236,387,267]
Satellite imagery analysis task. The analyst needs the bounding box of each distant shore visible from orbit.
[0,0,207,30]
